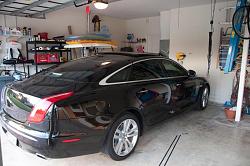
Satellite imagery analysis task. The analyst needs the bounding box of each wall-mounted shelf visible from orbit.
[123,41,139,44]
[0,62,33,67]
[27,40,66,44]
[0,28,31,40]
[33,62,64,66]
[28,50,71,53]
[219,6,235,11]
[0,34,22,38]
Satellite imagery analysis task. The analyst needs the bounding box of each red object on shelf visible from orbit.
[35,53,59,64]
[35,54,48,63]
[38,32,48,40]
[48,53,59,63]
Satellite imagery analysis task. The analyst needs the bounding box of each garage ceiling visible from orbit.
[0,0,120,19]
[91,0,235,19]
[0,0,234,19]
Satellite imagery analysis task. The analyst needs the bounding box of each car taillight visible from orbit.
[28,92,73,123]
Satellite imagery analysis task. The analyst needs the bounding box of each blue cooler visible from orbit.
[245,107,250,115]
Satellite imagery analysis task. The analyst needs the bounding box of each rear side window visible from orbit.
[162,60,188,77]
[129,59,165,81]
[107,67,131,83]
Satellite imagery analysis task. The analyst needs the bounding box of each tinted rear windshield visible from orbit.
[43,55,130,82]
[3,88,41,123]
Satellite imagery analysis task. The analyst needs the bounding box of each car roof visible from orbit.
[61,52,167,73]
[49,52,167,80]
[98,52,165,61]
[100,51,161,56]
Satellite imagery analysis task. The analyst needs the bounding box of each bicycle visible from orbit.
[232,5,250,39]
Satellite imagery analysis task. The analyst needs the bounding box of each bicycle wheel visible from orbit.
[232,6,250,39]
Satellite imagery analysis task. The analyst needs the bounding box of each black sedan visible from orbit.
[0,52,209,161]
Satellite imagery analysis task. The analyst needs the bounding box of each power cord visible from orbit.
[207,0,217,76]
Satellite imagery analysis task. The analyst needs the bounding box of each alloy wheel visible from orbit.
[113,119,139,157]
[202,88,209,108]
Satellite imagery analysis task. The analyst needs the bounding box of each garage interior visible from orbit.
[0,0,250,166]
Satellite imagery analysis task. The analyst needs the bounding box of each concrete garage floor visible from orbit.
[2,104,250,166]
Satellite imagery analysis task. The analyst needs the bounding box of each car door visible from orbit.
[161,59,197,111]
[51,93,112,158]
[126,59,172,125]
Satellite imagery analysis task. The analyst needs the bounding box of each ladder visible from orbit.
[224,0,247,73]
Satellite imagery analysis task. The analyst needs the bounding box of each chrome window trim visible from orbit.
[99,58,188,86]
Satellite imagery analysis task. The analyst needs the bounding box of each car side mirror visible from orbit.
[188,70,196,77]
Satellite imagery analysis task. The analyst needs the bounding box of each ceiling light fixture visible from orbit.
[93,0,109,10]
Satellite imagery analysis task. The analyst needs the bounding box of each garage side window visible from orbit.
[162,60,188,77]
[129,59,165,81]
[107,67,131,83]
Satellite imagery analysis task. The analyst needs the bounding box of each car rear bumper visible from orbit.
[0,111,52,157]
[0,111,104,158]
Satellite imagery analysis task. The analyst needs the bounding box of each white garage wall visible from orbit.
[0,2,236,104]
[167,1,235,103]
[125,2,234,104]
[0,6,126,75]
[125,16,160,53]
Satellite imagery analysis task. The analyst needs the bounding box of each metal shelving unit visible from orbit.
[26,40,71,76]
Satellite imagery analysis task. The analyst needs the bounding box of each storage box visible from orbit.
[38,32,48,40]
[35,54,48,63]
[35,53,59,64]
[48,53,59,63]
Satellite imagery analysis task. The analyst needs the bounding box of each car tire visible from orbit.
[105,113,140,161]
[197,85,210,110]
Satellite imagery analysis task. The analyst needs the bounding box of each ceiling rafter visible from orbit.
[11,0,49,15]
[0,0,89,19]
[0,0,16,9]
[4,5,40,12]
[30,0,88,18]
[0,10,26,16]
